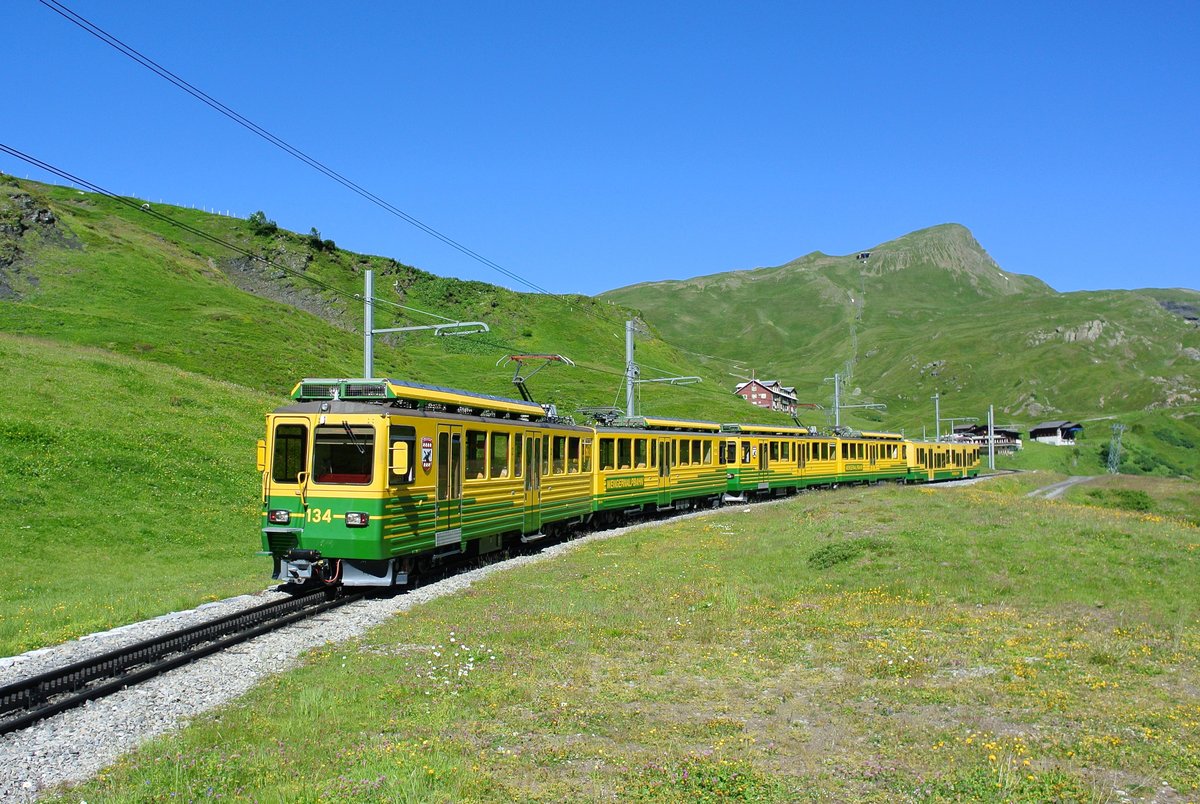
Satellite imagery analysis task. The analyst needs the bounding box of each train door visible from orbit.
[523,430,542,533]
[264,416,311,509]
[435,424,463,547]
[657,438,672,505]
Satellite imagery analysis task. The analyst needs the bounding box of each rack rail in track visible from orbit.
[0,589,362,735]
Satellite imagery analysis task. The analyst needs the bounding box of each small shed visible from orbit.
[1028,421,1083,446]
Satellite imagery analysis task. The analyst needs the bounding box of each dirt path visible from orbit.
[1024,475,1096,499]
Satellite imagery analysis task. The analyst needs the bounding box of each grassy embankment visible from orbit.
[0,177,792,655]
[51,477,1200,802]
[0,334,273,652]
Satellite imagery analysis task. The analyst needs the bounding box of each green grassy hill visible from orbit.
[0,333,272,651]
[0,174,795,653]
[602,223,1200,476]
[0,175,782,424]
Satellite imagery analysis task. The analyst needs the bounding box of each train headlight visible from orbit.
[345,512,370,528]
[268,509,291,525]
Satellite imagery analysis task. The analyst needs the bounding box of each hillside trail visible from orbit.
[1024,475,1095,499]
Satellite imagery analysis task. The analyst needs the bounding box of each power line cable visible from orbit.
[0,143,456,326]
[37,0,626,331]
[2,143,794,417]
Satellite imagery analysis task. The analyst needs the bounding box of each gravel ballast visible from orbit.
[0,508,736,801]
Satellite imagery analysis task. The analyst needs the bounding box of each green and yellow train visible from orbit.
[258,378,980,588]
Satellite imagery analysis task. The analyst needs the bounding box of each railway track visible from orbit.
[0,588,363,736]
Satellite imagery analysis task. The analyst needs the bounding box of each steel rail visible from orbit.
[0,589,362,735]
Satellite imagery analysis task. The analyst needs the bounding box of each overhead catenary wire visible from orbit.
[0,144,453,327]
[36,0,626,332]
[5,140,771,415]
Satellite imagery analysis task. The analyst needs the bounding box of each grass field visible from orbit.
[0,334,274,653]
[49,476,1200,803]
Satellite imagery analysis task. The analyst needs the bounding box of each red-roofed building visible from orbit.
[734,379,798,415]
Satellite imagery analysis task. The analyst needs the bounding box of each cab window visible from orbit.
[272,423,307,483]
[313,424,374,484]
[582,438,593,472]
[389,424,416,485]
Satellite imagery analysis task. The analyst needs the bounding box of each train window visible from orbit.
[313,424,374,484]
[691,439,702,464]
[703,440,713,465]
[582,438,593,472]
[781,442,790,461]
[679,439,690,466]
[634,438,647,468]
[542,436,550,475]
[599,438,615,470]
[617,438,632,470]
[669,440,676,467]
[717,440,726,465]
[389,424,416,485]
[741,440,752,464]
[491,432,510,479]
[514,434,524,478]
[649,439,657,468]
[465,430,487,479]
[552,436,566,474]
[841,443,849,460]
[768,441,777,462]
[272,424,307,483]
[568,437,581,473]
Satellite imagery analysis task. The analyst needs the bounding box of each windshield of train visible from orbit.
[313,424,375,484]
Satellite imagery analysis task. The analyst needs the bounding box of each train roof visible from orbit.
[290,378,545,419]
[603,416,722,433]
[857,431,904,440]
[720,423,810,436]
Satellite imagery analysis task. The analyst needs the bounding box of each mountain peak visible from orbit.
[841,223,1050,299]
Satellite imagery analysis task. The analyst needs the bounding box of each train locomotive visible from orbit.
[257,377,980,588]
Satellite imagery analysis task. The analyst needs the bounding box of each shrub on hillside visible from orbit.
[247,210,277,236]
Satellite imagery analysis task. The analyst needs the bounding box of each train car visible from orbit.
[257,377,589,588]
[721,424,810,498]
[905,441,981,482]
[833,431,909,484]
[591,417,726,521]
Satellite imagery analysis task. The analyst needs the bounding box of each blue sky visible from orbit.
[5,1,1198,295]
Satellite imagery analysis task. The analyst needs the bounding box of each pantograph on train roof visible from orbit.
[290,377,545,419]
